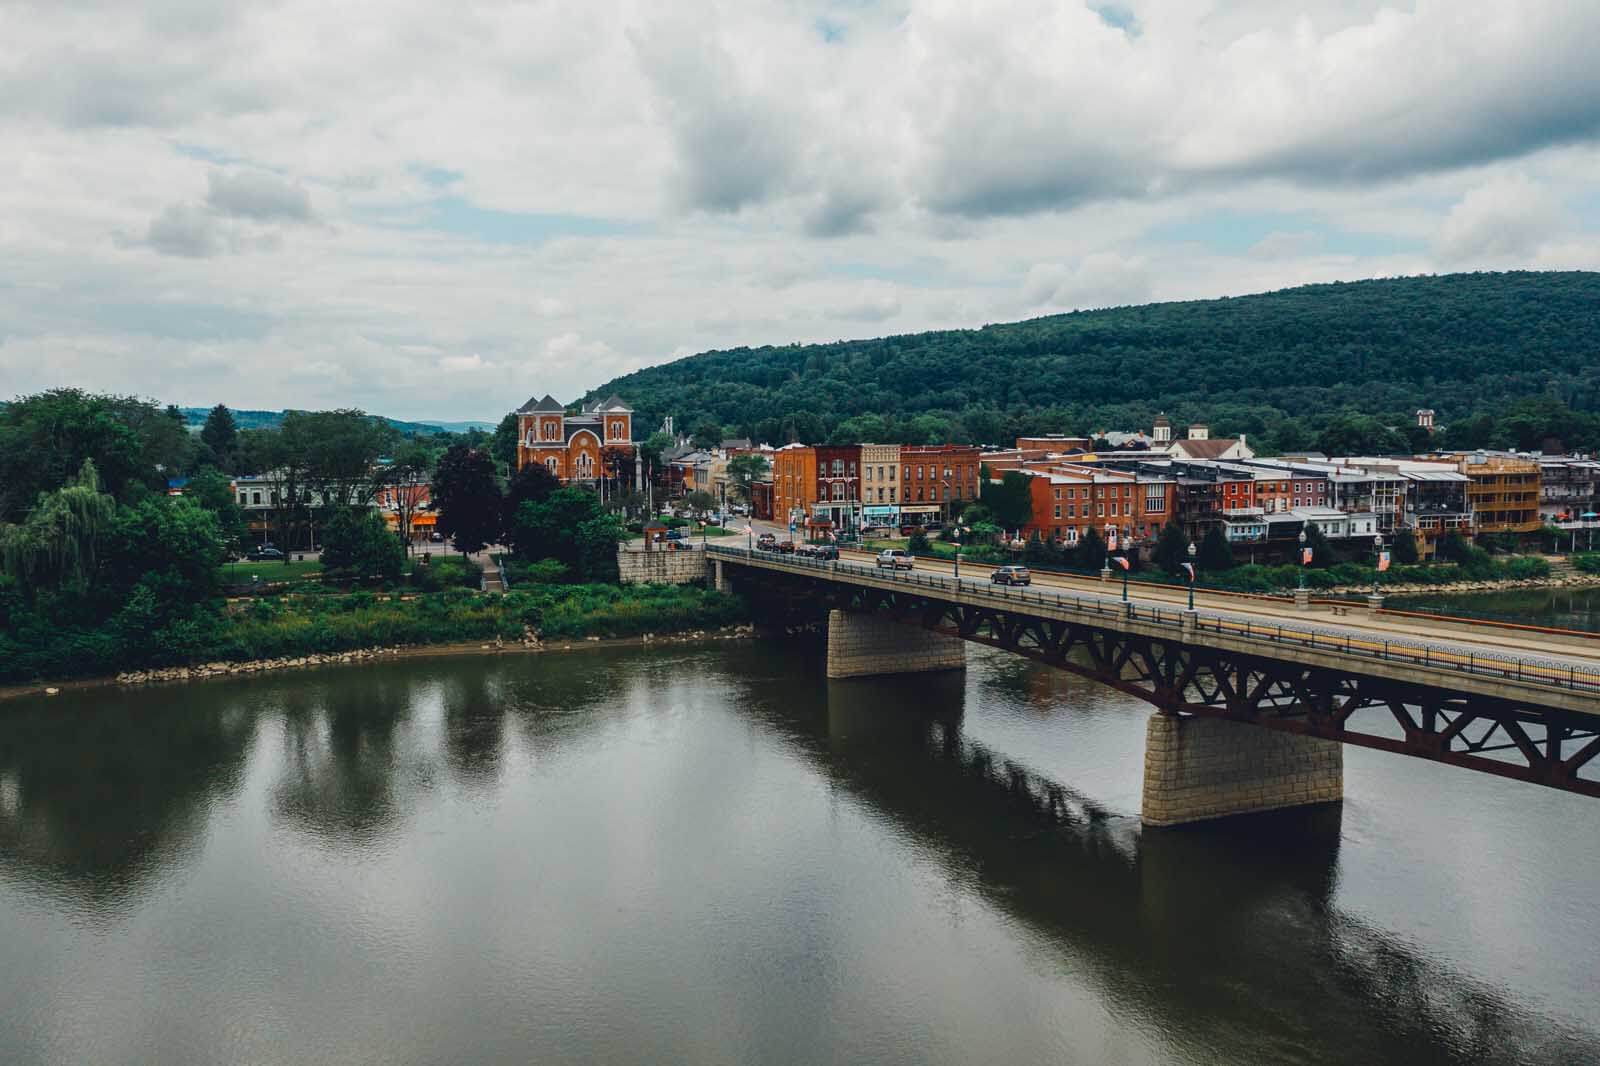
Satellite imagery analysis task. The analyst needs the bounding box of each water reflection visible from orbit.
[0,647,1596,1065]
[440,672,506,786]
[746,666,1599,1065]
[0,689,256,913]
[271,671,419,845]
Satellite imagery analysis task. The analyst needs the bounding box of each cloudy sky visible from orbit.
[5,0,1600,421]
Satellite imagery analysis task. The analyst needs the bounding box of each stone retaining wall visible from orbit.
[1141,712,1342,826]
[826,609,967,679]
[616,548,709,586]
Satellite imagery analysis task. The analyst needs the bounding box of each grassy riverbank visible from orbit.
[0,583,748,684]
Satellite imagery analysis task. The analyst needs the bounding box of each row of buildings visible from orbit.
[503,398,1600,556]
[667,434,1592,561]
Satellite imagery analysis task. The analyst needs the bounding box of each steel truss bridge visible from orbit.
[709,545,1600,799]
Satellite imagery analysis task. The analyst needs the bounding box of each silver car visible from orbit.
[876,549,914,570]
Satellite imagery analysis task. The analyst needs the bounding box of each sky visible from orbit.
[4,0,1600,422]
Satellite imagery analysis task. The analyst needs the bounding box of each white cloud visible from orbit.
[0,0,1598,419]
[1023,254,1152,312]
[1435,173,1566,267]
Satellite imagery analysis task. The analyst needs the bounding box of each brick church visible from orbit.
[514,393,635,484]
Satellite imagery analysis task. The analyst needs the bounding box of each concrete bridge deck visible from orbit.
[711,546,1600,715]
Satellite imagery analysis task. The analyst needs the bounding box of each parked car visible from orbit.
[776,540,796,554]
[795,544,818,557]
[876,548,913,570]
[756,533,777,550]
[246,546,286,562]
[991,565,1032,586]
[813,544,839,560]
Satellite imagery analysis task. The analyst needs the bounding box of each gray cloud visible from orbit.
[142,203,225,258]
[632,21,798,214]
[206,170,314,223]
[6,0,1600,420]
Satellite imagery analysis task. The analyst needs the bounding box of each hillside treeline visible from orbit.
[585,271,1600,455]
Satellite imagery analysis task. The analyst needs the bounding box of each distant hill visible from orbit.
[581,271,1600,452]
[177,408,495,436]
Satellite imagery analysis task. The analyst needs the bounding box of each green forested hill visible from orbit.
[585,271,1600,455]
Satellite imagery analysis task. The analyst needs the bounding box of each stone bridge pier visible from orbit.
[1141,712,1343,827]
[826,610,967,680]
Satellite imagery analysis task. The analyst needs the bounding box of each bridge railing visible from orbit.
[709,545,1600,696]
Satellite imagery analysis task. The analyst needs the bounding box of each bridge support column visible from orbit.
[712,558,729,593]
[1141,712,1342,827]
[826,610,966,680]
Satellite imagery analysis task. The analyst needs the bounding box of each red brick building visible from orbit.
[901,444,980,525]
[513,393,635,485]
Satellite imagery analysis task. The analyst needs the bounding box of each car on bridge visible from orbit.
[813,544,839,560]
[990,565,1031,586]
[876,548,914,570]
[756,533,777,550]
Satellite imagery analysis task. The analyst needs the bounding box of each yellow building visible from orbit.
[1446,453,1542,534]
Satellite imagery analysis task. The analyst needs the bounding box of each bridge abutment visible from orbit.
[826,610,967,680]
[1141,712,1342,827]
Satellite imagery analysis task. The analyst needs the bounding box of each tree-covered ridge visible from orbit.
[582,271,1600,454]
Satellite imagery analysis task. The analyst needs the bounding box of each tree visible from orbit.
[508,487,626,581]
[981,471,1033,532]
[908,528,931,554]
[200,405,238,468]
[1391,528,1420,566]
[1197,526,1235,571]
[502,461,561,542]
[491,413,521,469]
[432,444,502,554]
[1074,527,1107,570]
[281,409,392,511]
[102,496,225,607]
[1303,523,1335,568]
[320,508,405,581]
[0,460,116,594]
[184,468,248,556]
[1152,521,1191,575]
[377,441,433,552]
[1436,531,1472,564]
[0,389,190,521]
[726,453,770,502]
[684,490,717,519]
[690,419,724,450]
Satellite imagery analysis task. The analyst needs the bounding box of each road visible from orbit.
[725,543,1600,683]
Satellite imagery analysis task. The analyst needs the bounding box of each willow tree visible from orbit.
[0,460,116,593]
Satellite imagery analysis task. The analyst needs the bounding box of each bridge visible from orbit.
[706,544,1600,825]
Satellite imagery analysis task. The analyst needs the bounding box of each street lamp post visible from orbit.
[1297,529,1308,590]
[1372,533,1384,597]
[1120,551,1130,601]
[1186,540,1198,611]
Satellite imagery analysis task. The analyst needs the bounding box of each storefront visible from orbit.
[898,504,942,531]
[861,505,899,532]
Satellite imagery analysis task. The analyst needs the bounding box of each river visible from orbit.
[1,642,1596,1065]
[1386,585,1600,633]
